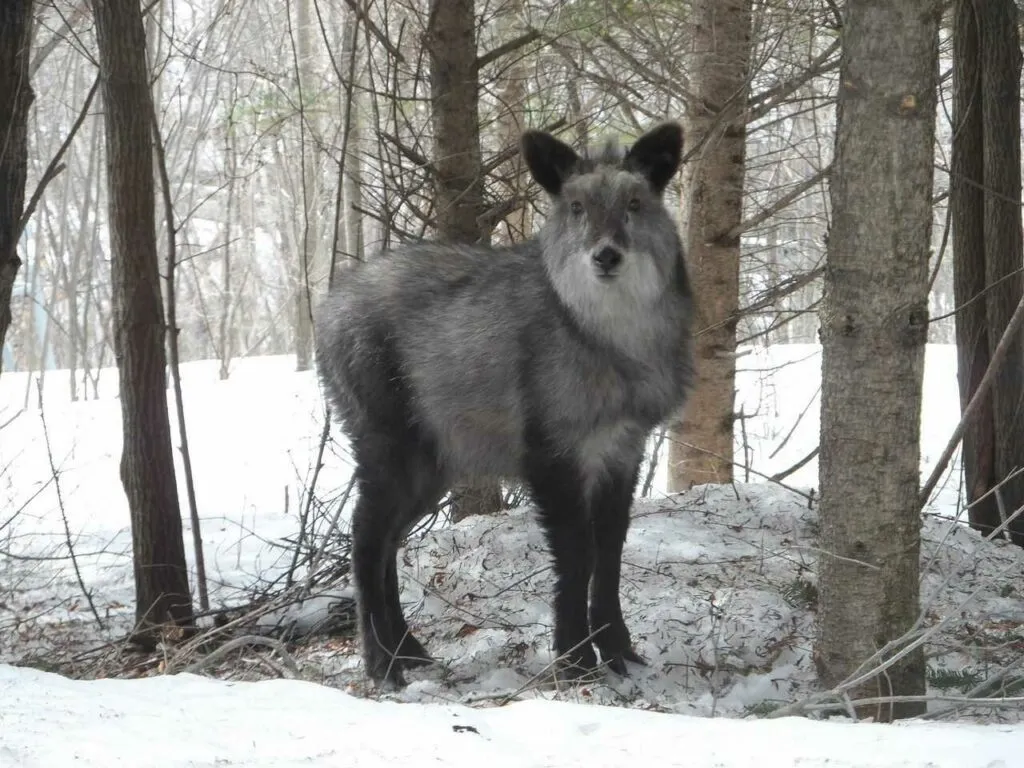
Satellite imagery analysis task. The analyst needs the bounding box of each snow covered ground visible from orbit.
[2,344,1024,766]
[3,663,1023,768]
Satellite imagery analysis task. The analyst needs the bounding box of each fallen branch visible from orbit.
[180,635,301,679]
[797,693,1024,716]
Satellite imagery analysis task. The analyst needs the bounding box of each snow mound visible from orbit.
[298,483,1024,718]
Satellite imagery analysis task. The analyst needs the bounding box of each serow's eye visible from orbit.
[570,200,584,216]
[627,198,641,212]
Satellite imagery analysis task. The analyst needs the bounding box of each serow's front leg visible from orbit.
[526,453,598,681]
[589,462,646,675]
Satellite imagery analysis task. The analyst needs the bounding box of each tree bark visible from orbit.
[293,0,322,372]
[493,0,530,245]
[0,1,35,376]
[342,4,365,263]
[427,0,484,243]
[669,0,753,490]
[426,0,502,521]
[981,0,1024,544]
[92,0,194,640]
[951,0,1024,545]
[951,0,998,535]
[218,110,237,381]
[816,0,939,721]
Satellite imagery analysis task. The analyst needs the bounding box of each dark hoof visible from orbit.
[553,643,601,685]
[397,632,433,668]
[592,619,645,675]
[366,661,407,690]
[600,647,648,676]
[364,643,409,689]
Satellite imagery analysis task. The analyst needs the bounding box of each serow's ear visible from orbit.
[624,122,684,195]
[520,130,580,196]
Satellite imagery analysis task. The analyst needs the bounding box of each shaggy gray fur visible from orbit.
[314,122,694,688]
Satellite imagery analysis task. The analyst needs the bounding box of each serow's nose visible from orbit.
[592,247,623,275]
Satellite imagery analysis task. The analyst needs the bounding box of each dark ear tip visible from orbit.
[520,130,548,150]
[651,121,684,146]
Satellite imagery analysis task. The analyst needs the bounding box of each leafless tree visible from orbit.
[668,0,754,490]
[92,0,194,641]
[0,0,35,374]
[951,0,1024,545]
[816,0,940,721]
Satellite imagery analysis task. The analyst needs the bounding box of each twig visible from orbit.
[302,475,357,597]
[771,447,819,483]
[920,653,1024,720]
[323,4,362,279]
[35,379,104,629]
[180,635,300,679]
[920,290,1024,507]
[800,694,1024,714]
[17,75,100,242]
[164,587,306,671]
[665,435,814,502]
[726,166,830,241]
[641,427,667,497]
[737,406,752,483]
[771,506,1024,719]
[707,593,726,717]
[477,29,541,70]
[795,544,880,571]
[152,96,209,612]
[494,630,614,705]
[0,407,25,432]
[340,0,404,62]
[287,416,338,590]
[768,384,821,460]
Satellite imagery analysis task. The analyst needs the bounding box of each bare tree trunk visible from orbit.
[815,0,938,721]
[566,64,588,149]
[293,0,321,372]
[343,128,364,262]
[92,0,194,641]
[951,0,1024,545]
[218,107,237,380]
[64,92,101,401]
[952,0,997,535]
[0,1,34,375]
[340,3,364,264]
[493,0,530,245]
[427,0,502,521]
[981,0,1024,545]
[669,0,753,490]
[427,0,484,244]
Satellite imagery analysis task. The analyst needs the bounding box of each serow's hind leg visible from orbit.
[352,449,441,688]
[589,461,647,675]
[525,451,598,682]
[382,505,438,669]
[351,481,409,688]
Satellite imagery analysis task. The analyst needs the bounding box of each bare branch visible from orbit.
[726,165,831,241]
[477,29,541,70]
[152,97,210,613]
[17,74,100,242]
[341,0,405,63]
[919,290,1024,507]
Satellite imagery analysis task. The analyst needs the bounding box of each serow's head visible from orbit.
[521,122,684,302]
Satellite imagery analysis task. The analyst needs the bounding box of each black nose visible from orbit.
[593,247,623,273]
